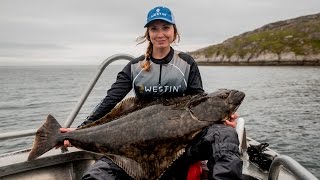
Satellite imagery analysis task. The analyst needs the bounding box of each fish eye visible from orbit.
[219,92,229,99]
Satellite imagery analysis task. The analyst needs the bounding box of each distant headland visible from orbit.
[189,13,320,66]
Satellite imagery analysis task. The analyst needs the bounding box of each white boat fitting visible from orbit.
[0,54,318,180]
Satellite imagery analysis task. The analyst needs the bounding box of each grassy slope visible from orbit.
[191,13,320,59]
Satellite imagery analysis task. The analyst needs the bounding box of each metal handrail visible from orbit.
[63,54,134,128]
[0,129,37,141]
[0,54,134,141]
[268,155,318,180]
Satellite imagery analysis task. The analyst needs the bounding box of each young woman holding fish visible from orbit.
[60,6,242,180]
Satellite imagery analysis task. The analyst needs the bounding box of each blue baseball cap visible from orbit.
[144,6,175,27]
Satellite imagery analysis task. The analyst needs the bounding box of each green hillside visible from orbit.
[190,13,320,65]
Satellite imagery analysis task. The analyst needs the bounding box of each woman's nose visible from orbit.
[156,30,165,37]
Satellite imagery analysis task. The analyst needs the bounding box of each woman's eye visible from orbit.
[162,26,170,30]
[150,27,157,31]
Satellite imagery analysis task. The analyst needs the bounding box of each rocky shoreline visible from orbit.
[194,52,320,66]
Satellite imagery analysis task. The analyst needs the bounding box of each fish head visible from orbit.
[189,89,245,123]
[208,88,245,112]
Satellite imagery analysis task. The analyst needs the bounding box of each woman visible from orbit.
[61,6,242,180]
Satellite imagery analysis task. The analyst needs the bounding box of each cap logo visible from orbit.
[150,11,167,18]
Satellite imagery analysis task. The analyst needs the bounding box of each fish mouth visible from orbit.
[233,104,241,114]
[233,92,245,112]
[233,94,245,112]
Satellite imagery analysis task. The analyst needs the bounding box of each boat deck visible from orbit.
[0,148,102,180]
[0,138,301,180]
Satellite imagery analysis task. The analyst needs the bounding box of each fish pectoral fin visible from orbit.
[105,154,146,179]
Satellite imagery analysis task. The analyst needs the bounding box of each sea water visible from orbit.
[0,65,319,177]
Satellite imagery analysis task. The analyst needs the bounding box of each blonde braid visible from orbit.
[143,42,152,71]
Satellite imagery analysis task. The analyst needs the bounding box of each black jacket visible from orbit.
[160,124,243,180]
[79,48,204,127]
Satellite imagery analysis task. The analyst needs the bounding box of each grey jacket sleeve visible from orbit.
[186,60,204,95]
[78,62,132,127]
[177,52,204,95]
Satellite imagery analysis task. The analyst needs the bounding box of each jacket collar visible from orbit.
[150,47,174,64]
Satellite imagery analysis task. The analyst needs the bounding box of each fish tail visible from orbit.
[28,114,62,161]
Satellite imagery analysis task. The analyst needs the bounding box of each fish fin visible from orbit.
[28,114,62,161]
[78,97,139,129]
[105,97,139,119]
[158,148,186,179]
[106,154,146,179]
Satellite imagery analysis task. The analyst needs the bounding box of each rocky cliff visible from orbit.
[190,13,320,65]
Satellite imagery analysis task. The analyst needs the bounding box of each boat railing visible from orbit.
[268,155,318,180]
[0,54,134,141]
[63,54,134,128]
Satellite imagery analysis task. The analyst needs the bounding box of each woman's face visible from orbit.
[148,20,175,50]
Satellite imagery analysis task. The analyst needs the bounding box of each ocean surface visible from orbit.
[0,65,319,177]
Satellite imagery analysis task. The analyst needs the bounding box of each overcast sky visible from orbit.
[1,0,320,65]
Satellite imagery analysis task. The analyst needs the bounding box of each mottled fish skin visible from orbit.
[78,94,197,129]
[77,93,199,129]
[28,89,245,180]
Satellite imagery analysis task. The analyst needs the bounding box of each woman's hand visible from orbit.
[224,112,239,128]
[59,128,76,147]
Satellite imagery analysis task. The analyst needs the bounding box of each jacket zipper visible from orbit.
[158,64,162,85]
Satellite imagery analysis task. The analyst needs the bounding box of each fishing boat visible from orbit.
[0,54,318,180]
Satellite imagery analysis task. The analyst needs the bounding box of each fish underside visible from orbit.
[28,89,245,180]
